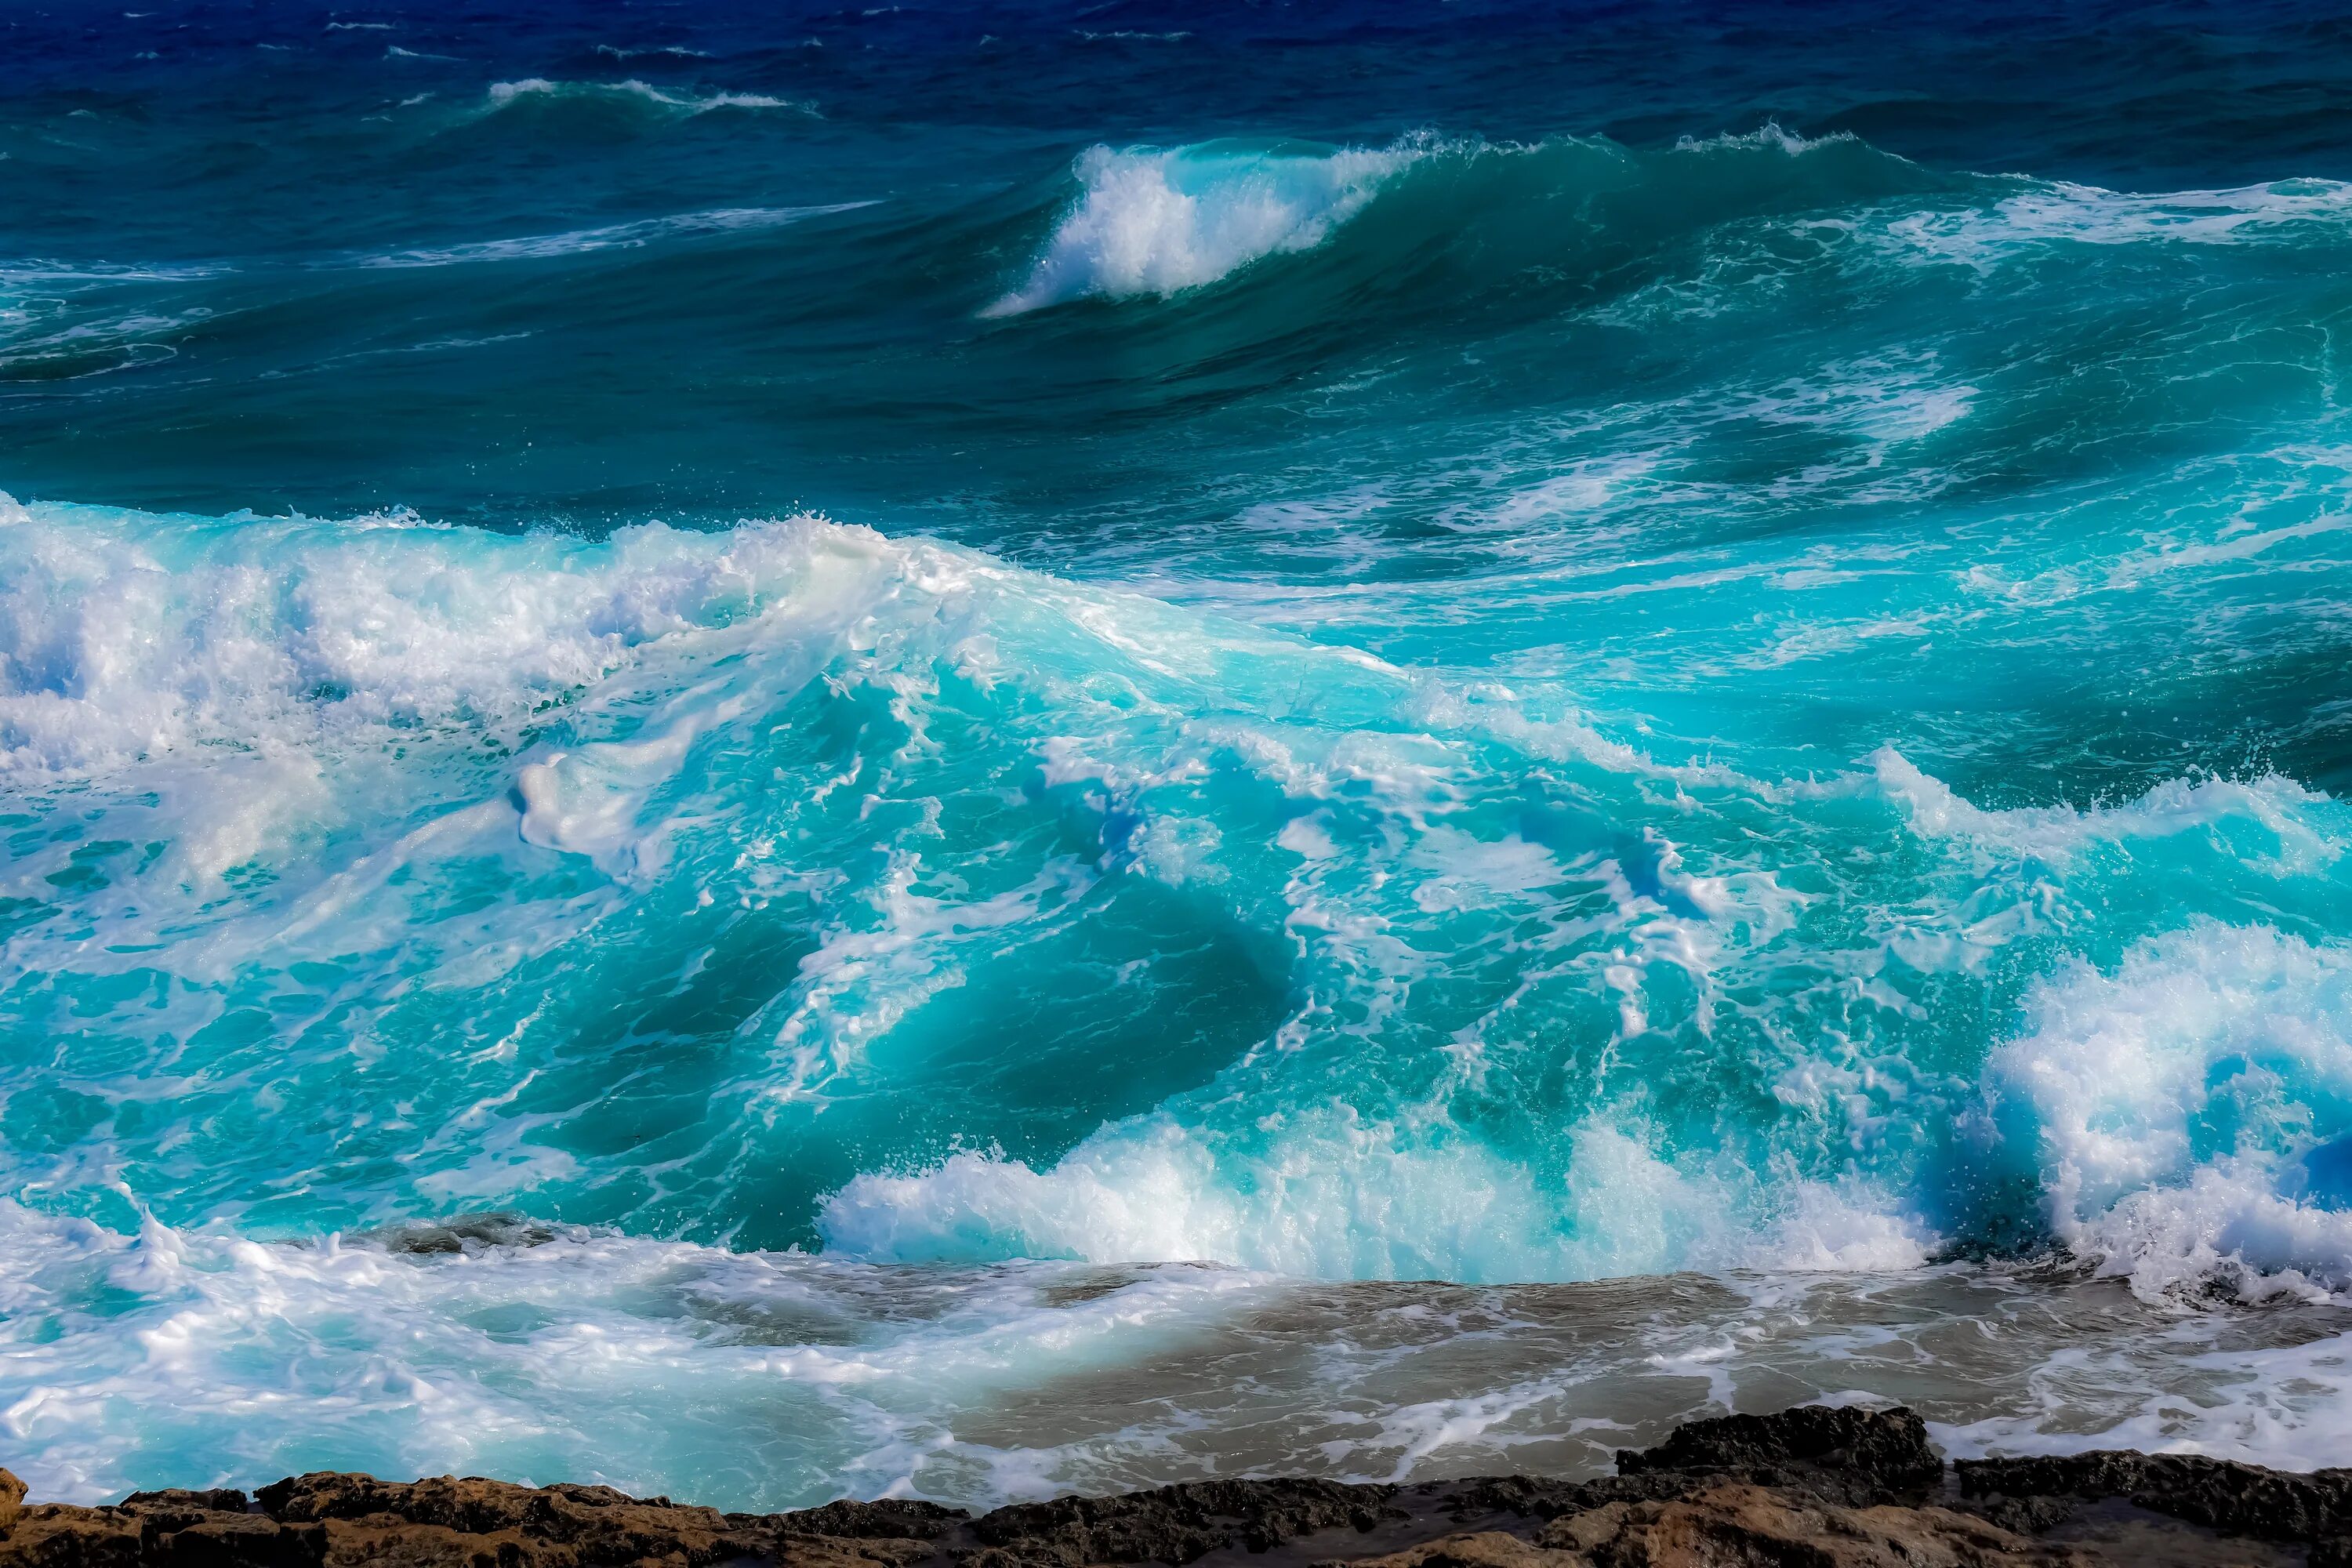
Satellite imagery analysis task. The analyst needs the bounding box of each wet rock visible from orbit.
[765,1502,967,1542]
[1345,1483,2075,1568]
[2,1471,23,1537]
[1614,1405,1945,1506]
[365,1213,573,1257]
[1958,1452,2352,1543]
[1429,1473,1743,1526]
[1963,1494,2080,1538]
[1425,1478,1597,1525]
[964,1479,1403,1567]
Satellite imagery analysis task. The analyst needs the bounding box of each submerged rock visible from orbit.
[1959,1451,2352,1546]
[1,1405,2342,1568]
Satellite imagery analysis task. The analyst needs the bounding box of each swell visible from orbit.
[982,126,2352,324]
[20,123,2352,543]
[984,127,1958,318]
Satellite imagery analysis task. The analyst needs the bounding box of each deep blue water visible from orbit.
[5,0,2352,1512]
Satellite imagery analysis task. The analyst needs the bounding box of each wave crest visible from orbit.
[988,139,1421,314]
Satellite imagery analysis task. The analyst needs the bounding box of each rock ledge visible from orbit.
[6,1406,2346,1567]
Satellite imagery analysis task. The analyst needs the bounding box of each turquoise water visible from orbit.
[5,0,2352,1509]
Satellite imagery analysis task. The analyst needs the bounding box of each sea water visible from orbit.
[5,0,2352,1509]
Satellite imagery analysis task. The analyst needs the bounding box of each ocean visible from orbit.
[5,0,2352,1510]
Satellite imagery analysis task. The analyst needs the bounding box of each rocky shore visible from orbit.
[6,1406,2347,1568]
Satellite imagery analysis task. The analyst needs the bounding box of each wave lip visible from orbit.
[987,138,1419,315]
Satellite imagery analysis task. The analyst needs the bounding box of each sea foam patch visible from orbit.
[1991,922,2352,1298]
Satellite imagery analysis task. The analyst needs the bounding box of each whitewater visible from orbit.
[5,0,2352,1519]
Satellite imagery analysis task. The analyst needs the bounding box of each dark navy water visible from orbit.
[5,0,2352,1514]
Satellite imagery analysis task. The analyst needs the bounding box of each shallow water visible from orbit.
[5,0,2352,1504]
[14,1214,2352,1511]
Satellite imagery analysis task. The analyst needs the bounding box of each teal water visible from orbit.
[5,0,2352,1511]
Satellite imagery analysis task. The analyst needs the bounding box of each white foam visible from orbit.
[11,1196,2350,1507]
[0,496,891,779]
[1884,176,2352,267]
[988,140,1418,314]
[1870,747,2333,867]
[0,1200,1281,1508]
[1991,922,2352,1298]
[819,1109,1929,1283]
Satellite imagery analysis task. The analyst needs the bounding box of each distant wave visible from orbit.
[989,125,2352,324]
[484,77,812,114]
[594,43,713,60]
[347,202,877,269]
[987,139,1422,314]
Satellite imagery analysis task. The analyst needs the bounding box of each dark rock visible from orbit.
[1958,1451,2352,1543]
[2,1504,152,1567]
[964,1479,1402,1566]
[1427,1477,1594,1523]
[1965,1494,2080,1537]
[2,1471,23,1537]
[1428,1475,1715,1525]
[1616,1405,1945,1506]
[365,1213,572,1257]
[768,1502,967,1541]
[147,1515,322,1568]
[117,1499,249,1520]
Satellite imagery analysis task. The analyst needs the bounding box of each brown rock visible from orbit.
[256,1474,741,1567]
[118,1496,251,1519]
[10,1403,2349,1568]
[759,1536,939,1568]
[1523,1482,2075,1568]
[1318,1530,1578,1568]
[314,1518,568,1568]
[964,1477,1402,1567]
[0,1504,147,1568]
